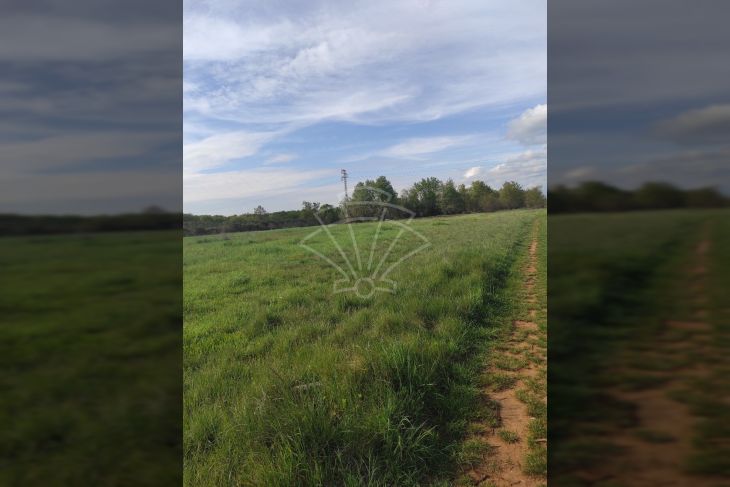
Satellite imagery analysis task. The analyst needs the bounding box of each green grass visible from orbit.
[487,372,518,392]
[184,210,545,486]
[498,430,519,444]
[0,231,181,486]
[493,354,528,371]
[549,208,730,484]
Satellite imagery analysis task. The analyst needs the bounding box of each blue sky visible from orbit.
[184,0,546,215]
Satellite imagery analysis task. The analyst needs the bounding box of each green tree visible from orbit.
[349,176,398,217]
[467,180,497,212]
[349,182,377,217]
[482,192,502,212]
[524,186,546,208]
[457,184,469,211]
[400,187,419,214]
[317,203,341,224]
[301,201,321,224]
[634,182,684,209]
[685,187,726,208]
[411,177,443,216]
[575,182,632,212]
[350,182,373,202]
[371,176,398,203]
[499,181,525,209]
[439,179,465,214]
[301,201,320,213]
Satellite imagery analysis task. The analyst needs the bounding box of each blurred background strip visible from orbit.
[0,1,182,485]
[548,1,730,485]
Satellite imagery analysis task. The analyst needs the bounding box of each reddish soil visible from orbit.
[466,222,545,486]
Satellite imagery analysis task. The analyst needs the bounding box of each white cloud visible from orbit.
[265,153,297,164]
[485,148,546,188]
[381,135,474,159]
[463,166,481,178]
[507,103,546,146]
[653,104,730,145]
[183,131,278,173]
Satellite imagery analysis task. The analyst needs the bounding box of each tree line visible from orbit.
[0,210,180,236]
[548,181,729,213]
[183,176,545,236]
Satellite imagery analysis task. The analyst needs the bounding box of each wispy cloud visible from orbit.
[380,135,475,159]
[265,153,297,165]
[183,131,278,174]
[184,0,545,126]
[463,166,482,179]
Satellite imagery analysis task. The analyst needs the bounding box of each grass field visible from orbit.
[0,231,181,485]
[549,209,730,485]
[184,209,546,486]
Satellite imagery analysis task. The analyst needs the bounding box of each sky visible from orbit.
[548,0,730,193]
[1,0,181,215]
[183,0,547,215]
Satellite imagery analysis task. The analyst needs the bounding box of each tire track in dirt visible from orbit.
[593,229,718,487]
[466,220,546,486]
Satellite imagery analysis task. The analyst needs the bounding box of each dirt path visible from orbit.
[466,220,546,486]
[592,231,717,486]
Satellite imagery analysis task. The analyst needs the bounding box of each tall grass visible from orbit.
[184,210,543,485]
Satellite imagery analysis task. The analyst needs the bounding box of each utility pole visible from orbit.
[341,169,349,200]
[341,169,349,220]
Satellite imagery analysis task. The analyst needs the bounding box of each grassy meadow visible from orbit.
[184,209,546,485]
[549,208,730,485]
[0,231,182,485]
